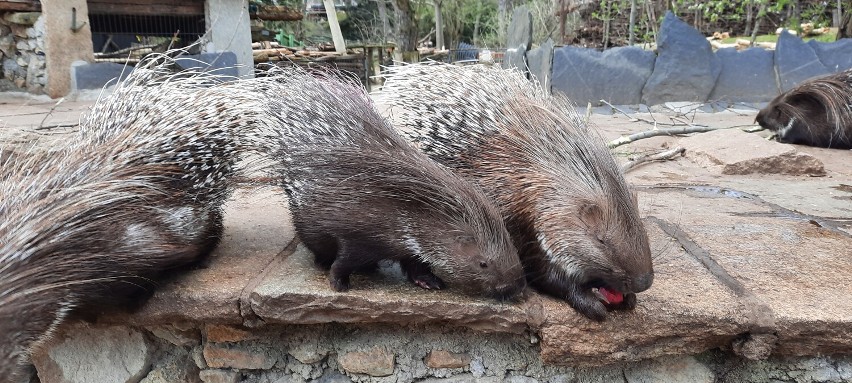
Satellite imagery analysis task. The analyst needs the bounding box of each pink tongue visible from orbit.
[600,287,623,305]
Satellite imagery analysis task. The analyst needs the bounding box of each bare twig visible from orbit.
[599,99,702,128]
[38,97,65,129]
[608,124,722,148]
[622,146,685,173]
[34,122,79,131]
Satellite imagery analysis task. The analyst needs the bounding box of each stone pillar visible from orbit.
[205,0,253,78]
[42,0,94,98]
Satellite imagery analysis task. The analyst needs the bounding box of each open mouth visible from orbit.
[592,286,623,305]
[587,279,625,305]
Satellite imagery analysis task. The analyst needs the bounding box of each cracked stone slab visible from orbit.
[538,217,751,366]
[100,188,294,325]
[642,188,852,357]
[679,129,825,176]
[247,243,541,334]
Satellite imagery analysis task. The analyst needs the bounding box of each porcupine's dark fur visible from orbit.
[378,63,654,321]
[244,68,526,298]
[0,54,250,381]
[756,68,852,149]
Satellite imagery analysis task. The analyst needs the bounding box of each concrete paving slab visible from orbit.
[101,188,294,325]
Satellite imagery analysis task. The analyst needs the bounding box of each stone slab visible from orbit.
[176,52,240,78]
[552,46,655,105]
[71,61,133,91]
[642,12,721,105]
[538,218,751,366]
[774,32,829,91]
[679,129,825,176]
[100,188,294,325]
[247,243,541,334]
[709,48,779,103]
[643,188,852,357]
[807,38,852,73]
[526,39,553,92]
[501,6,532,74]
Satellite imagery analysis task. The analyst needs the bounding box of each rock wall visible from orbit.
[508,10,852,106]
[0,12,46,94]
[32,322,852,383]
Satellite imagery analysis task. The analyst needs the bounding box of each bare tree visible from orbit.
[392,0,418,58]
[434,0,444,49]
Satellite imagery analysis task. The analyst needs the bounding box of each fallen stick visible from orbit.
[621,146,685,173]
[608,125,719,148]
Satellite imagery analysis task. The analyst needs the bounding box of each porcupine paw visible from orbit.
[571,291,609,322]
[329,275,351,292]
[401,258,446,290]
[411,273,446,290]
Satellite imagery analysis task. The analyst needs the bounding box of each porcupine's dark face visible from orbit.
[756,95,822,146]
[430,223,526,301]
[533,193,653,322]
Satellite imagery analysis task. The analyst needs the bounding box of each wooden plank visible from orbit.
[87,0,203,16]
[0,0,40,12]
[322,0,346,54]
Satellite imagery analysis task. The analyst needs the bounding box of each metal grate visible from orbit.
[89,13,206,63]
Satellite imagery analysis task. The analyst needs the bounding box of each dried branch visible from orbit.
[622,146,685,173]
[38,97,65,129]
[607,125,721,148]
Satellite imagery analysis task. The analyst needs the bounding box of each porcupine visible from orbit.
[0,55,250,381]
[378,63,654,321]
[244,67,526,298]
[756,68,852,149]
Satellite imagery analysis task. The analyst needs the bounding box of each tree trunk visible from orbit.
[628,0,637,45]
[434,0,444,49]
[602,0,611,48]
[750,2,767,46]
[838,8,852,40]
[473,11,481,46]
[376,0,389,44]
[745,0,752,36]
[392,0,418,60]
[499,0,511,41]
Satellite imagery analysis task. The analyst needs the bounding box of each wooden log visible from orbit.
[0,0,40,12]
[252,5,303,21]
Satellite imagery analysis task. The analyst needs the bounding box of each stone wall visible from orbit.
[0,12,46,94]
[33,322,852,383]
[511,11,852,106]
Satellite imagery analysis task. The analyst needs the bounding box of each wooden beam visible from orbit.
[87,0,204,16]
[0,0,41,12]
[323,0,346,54]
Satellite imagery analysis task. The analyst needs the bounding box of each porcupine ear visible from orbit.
[579,202,605,234]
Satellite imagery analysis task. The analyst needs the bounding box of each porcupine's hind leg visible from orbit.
[327,238,386,291]
[399,258,445,290]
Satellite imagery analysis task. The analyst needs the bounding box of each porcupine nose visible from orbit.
[632,272,654,293]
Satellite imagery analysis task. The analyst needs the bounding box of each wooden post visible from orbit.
[323,0,346,54]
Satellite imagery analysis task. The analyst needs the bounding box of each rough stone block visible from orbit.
[203,342,276,370]
[148,325,201,347]
[33,324,153,383]
[642,12,721,105]
[288,343,329,364]
[502,6,532,73]
[71,61,133,91]
[552,45,655,105]
[526,38,553,91]
[3,12,40,26]
[140,352,201,383]
[679,129,825,176]
[709,47,778,103]
[425,350,471,369]
[205,324,258,343]
[625,355,714,383]
[807,38,852,73]
[199,369,240,383]
[338,347,395,377]
[774,31,829,91]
